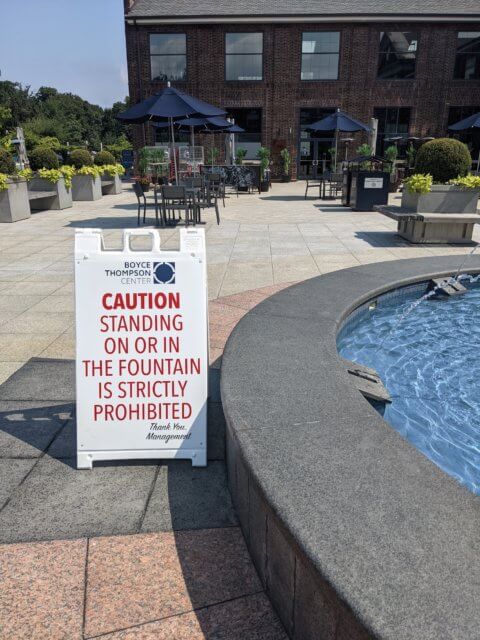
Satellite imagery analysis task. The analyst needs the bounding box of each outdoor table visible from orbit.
[150,185,200,227]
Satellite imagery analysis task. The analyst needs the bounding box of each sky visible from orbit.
[0,0,128,107]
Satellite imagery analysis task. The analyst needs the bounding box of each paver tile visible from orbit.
[85,528,261,637]
[0,538,86,640]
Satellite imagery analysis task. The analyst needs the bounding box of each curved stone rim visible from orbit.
[221,255,480,640]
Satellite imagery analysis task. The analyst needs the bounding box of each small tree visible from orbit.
[280,148,291,178]
[384,145,398,174]
[136,147,150,178]
[235,148,247,165]
[357,143,372,157]
[256,147,270,181]
[207,147,219,166]
[406,143,416,168]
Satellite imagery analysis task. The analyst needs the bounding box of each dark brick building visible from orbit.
[124,0,480,178]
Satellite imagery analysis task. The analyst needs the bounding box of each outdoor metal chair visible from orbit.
[196,182,221,225]
[207,173,226,207]
[323,172,343,200]
[304,177,323,199]
[160,185,197,226]
[132,182,158,225]
[183,176,205,189]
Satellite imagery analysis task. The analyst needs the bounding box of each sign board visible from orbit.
[364,177,384,189]
[75,228,208,469]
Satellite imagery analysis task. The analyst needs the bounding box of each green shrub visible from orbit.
[94,150,116,165]
[0,148,15,174]
[70,149,93,168]
[29,146,59,170]
[415,138,471,184]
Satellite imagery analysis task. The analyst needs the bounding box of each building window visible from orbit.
[225,33,263,81]
[301,32,340,80]
[448,106,480,158]
[373,107,411,154]
[378,32,418,79]
[454,32,480,80]
[226,107,262,158]
[150,34,187,82]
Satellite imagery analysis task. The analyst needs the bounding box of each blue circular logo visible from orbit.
[153,262,175,284]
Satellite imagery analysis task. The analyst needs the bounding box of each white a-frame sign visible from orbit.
[75,228,208,469]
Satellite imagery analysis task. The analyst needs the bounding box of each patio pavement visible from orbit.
[0,180,477,638]
[0,179,476,383]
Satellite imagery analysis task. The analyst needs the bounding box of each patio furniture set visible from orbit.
[133,173,223,227]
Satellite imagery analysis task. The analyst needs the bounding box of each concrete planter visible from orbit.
[0,180,31,223]
[101,173,122,195]
[402,184,480,214]
[71,174,102,201]
[28,177,72,210]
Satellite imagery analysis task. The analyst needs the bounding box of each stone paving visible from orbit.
[0,180,477,638]
[0,180,476,384]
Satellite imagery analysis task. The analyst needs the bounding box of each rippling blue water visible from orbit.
[337,283,480,495]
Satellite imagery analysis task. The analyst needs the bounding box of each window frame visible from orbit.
[373,106,412,155]
[453,31,480,80]
[377,31,419,81]
[224,32,264,82]
[300,31,341,81]
[149,33,187,83]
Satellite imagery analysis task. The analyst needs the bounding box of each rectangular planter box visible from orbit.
[0,180,31,223]
[28,177,72,210]
[402,185,480,214]
[397,218,476,244]
[71,175,102,201]
[101,173,122,195]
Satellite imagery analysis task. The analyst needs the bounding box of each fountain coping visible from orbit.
[221,255,480,639]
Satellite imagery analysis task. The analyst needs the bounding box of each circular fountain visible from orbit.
[221,255,480,640]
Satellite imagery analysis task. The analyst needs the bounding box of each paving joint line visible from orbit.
[84,589,266,639]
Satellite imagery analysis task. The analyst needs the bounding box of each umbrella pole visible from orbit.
[191,126,196,176]
[477,149,480,174]
[170,117,178,184]
[334,128,339,172]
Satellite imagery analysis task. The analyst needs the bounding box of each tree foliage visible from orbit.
[0,81,132,154]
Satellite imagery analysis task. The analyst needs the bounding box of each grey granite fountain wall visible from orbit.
[221,256,480,640]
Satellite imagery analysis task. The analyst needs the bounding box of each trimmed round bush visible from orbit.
[29,146,59,171]
[415,138,471,183]
[0,148,15,174]
[70,149,93,169]
[94,150,116,165]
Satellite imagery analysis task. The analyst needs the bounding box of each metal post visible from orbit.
[369,118,379,154]
[334,128,339,172]
[170,117,178,184]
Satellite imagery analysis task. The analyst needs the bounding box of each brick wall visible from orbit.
[125,20,480,177]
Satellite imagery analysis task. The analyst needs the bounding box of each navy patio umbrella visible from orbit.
[117,83,226,181]
[448,111,480,131]
[307,108,371,171]
[448,111,480,171]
